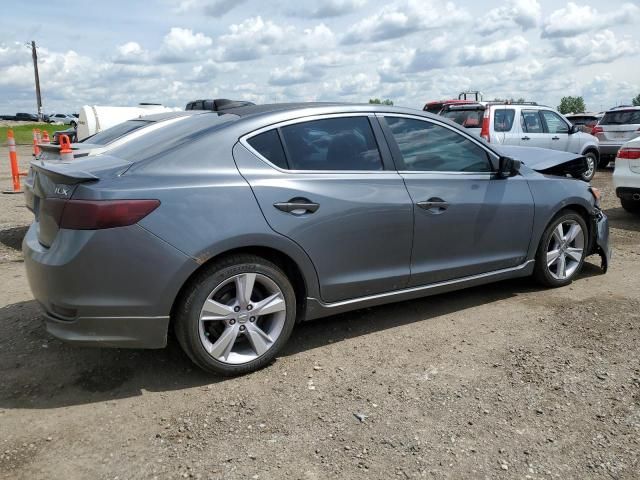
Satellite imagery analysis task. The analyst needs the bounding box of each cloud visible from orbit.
[459,36,529,66]
[113,42,150,64]
[293,0,367,18]
[342,0,469,44]
[213,17,336,61]
[551,30,638,65]
[269,57,323,86]
[476,0,541,34]
[542,2,640,38]
[156,27,213,63]
[176,0,247,16]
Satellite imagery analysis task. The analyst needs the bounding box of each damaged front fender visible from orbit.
[494,146,589,179]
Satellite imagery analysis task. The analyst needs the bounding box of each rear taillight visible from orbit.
[617,148,640,160]
[49,199,160,230]
[480,106,491,142]
[591,125,603,136]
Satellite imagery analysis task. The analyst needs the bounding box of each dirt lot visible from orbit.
[1,146,638,479]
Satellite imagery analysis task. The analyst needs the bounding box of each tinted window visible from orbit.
[247,130,288,169]
[81,120,152,145]
[521,111,543,133]
[385,117,491,172]
[540,110,569,134]
[493,109,515,132]
[442,108,483,128]
[600,110,640,125]
[279,117,383,171]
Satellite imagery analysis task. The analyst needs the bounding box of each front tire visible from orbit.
[533,211,588,288]
[174,254,297,376]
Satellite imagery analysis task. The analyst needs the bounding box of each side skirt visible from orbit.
[303,260,535,321]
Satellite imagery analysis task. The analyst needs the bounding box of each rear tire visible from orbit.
[174,254,297,376]
[533,211,588,288]
[621,198,640,214]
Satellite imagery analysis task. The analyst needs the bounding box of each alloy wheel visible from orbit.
[583,153,595,181]
[198,273,287,364]
[546,220,585,280]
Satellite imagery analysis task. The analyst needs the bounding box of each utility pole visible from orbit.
[31,41,43,120]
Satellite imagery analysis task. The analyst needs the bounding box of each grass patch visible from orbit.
[0,124,69,145]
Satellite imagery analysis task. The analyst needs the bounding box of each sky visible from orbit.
[0,0,639,114]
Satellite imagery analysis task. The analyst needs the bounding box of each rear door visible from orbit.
[519,110,550,148]
[234,114,414,303]
[380,114,535,286]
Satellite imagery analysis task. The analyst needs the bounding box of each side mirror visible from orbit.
[569,124,580,134]
[497,156,521,178]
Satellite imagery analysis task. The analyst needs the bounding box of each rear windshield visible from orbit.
[81,120,152,145]
[107,113,237,162]
[493,109,515,132]
[600,110,640,125]
[442,109,483,128]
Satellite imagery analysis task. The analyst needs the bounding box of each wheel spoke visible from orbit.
[208,325,240,360]
[235,273,256,306]
[547,249,561,267]
[565,224,581,243]
[557,253,567,278]
[201,299,234,321]
[566,247,583,262]
[553,223,564,244]
[252,292,286,317]
[245,324,273,356]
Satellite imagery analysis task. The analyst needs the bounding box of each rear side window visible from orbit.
[279,117,383,171]
[493,109,515,132]
[540,110,569,134]
[247,130,288,169]
[385,117,491,172]
[600,110,640,125]
[521,111,543,133]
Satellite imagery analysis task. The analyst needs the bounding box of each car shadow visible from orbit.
[0,261,604,410]
[0,225,28,251]
[604,206,640,233]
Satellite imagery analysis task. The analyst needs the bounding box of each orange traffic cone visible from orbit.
[3,129,23,194]
[59,134,74,162]
[41,131,50,143]
[32,129,40,157]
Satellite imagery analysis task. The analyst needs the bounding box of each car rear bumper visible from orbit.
[616,187,640,201]
[43,310,169,348]
[23,222,198,349]
[599,144,623,156]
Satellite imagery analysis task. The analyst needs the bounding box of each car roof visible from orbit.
[135,110,214,122]
[606,106,640,112]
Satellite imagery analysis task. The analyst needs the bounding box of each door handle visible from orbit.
[274,198,319,215]
[521,136,530,141]
[417,198,449,213]
[552,136,560,140]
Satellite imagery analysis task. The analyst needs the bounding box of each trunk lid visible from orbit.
[26,156,132,247]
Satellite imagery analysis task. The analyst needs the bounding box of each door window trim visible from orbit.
[376,113,498,175]
[240,113,393,174]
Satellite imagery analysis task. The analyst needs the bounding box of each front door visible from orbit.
[234,115,414,303]
[380,115,535,286]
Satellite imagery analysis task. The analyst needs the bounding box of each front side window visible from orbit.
[540,110,569,134]
[493,109,515,132]
[385,117,491,172]
[279,117,383,171]
[521,111,543,133]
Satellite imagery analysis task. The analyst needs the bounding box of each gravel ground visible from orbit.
[0,147,638,479]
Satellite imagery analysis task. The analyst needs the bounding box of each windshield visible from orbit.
[442,109,484,128]
[81,120,152,145]
[600,110,640,125]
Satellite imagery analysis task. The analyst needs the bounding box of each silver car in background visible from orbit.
[592,106,640,165]
[22,103,610,376]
